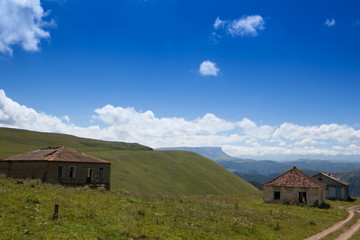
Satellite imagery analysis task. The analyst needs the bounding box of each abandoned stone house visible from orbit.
[312,172,349,200]
[263,167,326,206]
[0,146,111,190]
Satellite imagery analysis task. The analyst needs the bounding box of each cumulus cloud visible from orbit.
[325,18,336,27]
[227,15,265,37]
[0,0,52,55]
[214,17,226,30]
[221,144,340,157]
[199,60,220,76]
[211,15,265,43]
[1,89,360,158]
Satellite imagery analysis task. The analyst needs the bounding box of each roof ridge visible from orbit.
[263,166,326,188]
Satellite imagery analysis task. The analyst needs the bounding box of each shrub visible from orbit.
[26,195,40,204]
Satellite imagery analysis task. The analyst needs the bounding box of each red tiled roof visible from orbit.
[2,147,111,164]
[263,167,326,188]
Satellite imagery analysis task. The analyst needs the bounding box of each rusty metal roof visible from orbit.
[314,172,349,186]
[2,146,111,164]
[263,167,326,188]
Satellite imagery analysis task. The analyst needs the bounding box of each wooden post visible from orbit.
[53,204,59,220]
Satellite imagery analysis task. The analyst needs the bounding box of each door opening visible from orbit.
[86,168,93,184]
[299,192,307,203]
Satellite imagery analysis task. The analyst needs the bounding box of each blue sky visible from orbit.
[0,0,360,159]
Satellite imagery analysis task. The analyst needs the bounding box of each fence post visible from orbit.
[53,204,59,220]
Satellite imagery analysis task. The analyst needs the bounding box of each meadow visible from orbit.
[0,127,256,195]
[0,175,348,240]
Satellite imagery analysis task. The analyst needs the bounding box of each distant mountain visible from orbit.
[287,159,360,172]
[156,146,360,196]
[157,147,360,174]
[236,153,360,162]
[156,147,241,161]
[218,160,291,175]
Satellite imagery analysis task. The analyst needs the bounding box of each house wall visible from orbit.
[263,185,325,206]
[313,173,349,200]
[0,161,111,190]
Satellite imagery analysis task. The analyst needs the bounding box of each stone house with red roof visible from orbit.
[263,167,326,206]
[0,147,111,190]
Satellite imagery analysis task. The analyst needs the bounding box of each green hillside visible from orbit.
[0,176,348,240]
[0,127,257,195]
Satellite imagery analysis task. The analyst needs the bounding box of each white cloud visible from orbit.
[221,144,340,157]
[0,0,51,55]
[273,122,360,143]
[227,15,265,37]
[199,60,220,76]
[214,17,226,30]
[1,89,360,158]
[325,18,336,27]
[294,139,318,146]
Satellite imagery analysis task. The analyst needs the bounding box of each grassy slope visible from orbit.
[0,128,256,195]
[0,176,347,240]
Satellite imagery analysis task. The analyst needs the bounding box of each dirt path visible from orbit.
[334,206,360,240]
[305,205,360,240]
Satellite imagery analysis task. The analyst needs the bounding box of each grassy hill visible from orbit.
[0,127,257,195]
[0,175,348,240]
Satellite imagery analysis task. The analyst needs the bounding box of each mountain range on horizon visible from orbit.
[156,146,360,163]
[157,146,360,196]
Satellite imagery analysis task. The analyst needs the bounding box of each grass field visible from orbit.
[0,175,348,240]
[0,127,257,195]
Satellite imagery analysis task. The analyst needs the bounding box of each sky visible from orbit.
[0,0,360,160]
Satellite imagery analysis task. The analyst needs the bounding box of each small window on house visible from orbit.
[57,166,64,178]
[318,178,322,181]
[99,167,104,178]
[274,190,280,200]
[69,166,76,179]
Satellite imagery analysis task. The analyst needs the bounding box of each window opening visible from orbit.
[57,166,64,178]
[99,167,104,178]
[69,166,76,179]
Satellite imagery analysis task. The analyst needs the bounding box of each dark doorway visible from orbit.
[274,190,280,200]
[299,192,307,203]
[86,168,93,184]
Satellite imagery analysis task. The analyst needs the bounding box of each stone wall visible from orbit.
[313,173,349,200]
[263,185,325,206]
[0,161,111,190]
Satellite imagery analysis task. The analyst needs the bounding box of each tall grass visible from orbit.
[0,175,347,240]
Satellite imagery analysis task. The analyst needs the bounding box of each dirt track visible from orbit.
[305,205,360,240]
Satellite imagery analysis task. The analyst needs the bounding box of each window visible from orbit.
[69,166,76,179]
[318,178,322,181]
[57,166,64,178]
[274,190,280,200]
[99,167,104,178]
